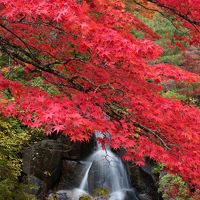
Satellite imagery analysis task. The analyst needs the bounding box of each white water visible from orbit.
[87,149,130,192]
[79,162,92,191]
[72,131,137,200]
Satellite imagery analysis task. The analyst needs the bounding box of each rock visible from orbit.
[71,188,90,200]
[28,176,46,199]
[22,138,161,200]
[123,189,140,200]
[48,190,73,200]
[126,162,160,200]
[94,196,107,200]
[138,193,154,200]
[109,189,139,200]
[22,139,63,189]
[55,192,69,200]
[56,160,88,190]
[57,135,94,161]
[61,142,91,161]
[56,190,73,200]
[22,136,94,197]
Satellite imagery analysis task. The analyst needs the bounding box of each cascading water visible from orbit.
[72,131,139,200]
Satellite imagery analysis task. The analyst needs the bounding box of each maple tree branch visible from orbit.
[0,25,171,151]
[73,76,118,92]
[131,0,181,30]
[0,23,41,59]
[0,39,171,151]
[42,75,73,99]
[130,0,199,33]
[133,121,170,150]
[131,0,163,14]
[0,35,118,94]
[146,0,200,26]
[42,20,66,33]
[0,21,66,61]
[103,103,170,150]
[0,23,97,92]
[0,35,87,91]
[44,59,75,68]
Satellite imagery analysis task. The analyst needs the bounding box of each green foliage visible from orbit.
[154,51,184,66]
[2,88,14,100]
[137,13,187,66]
[152,163,164,174]
[142,13,188,39]
[161,90,199,106]
[132,11,200,110]
[161,90,188,101]
[48,194,57,200]
[158,174,193,200]
[26,76,60,95]
[42,83,60,96]
[0,116,42,200]
[26,76,43,87]
[28,129,45,143]
[0,53,9,66]
[130,28,144,39]
[23,76,59,95]
[79,195,92,200]
[94,187,110,196]
[5,65,25,82]
[2,65,60,96]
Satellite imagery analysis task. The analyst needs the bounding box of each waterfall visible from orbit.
[87,149,130,192]
[72,131,138,200]
[79,162,92,191]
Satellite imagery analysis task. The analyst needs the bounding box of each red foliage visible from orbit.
[0,0,199,193]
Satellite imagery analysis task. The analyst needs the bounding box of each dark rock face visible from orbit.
[28,176,46,199]
[22,140,63,189]
[22,137,94,188]
[57,134,95,161]
[123,189,140,200]
[48,190,73,200]
[127,161,161,200]
[22,136,94,199]
[138,193,154,200]
[22,138,161,200]
[56,160,87,190]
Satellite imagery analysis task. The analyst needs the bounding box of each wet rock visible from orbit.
[123,189,140,200]
[56,160,88,190]
[138,193,153,200]
[127,162,160,200]
[71,188,90,200]
[94,197,107,200]
[57,135,94,161]
[108,189,139,200]
[48,190,73,200]
[22,138,162,200]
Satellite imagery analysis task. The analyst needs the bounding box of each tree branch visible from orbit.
[147,0,200,26]
[133,121,170,150]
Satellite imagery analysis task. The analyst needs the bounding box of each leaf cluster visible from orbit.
[0,116,42,200]
[79,195,92,200]
[158,174,193,200]
[94,187,110,196]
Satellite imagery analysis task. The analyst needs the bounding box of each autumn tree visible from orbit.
[0,0,199,196]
